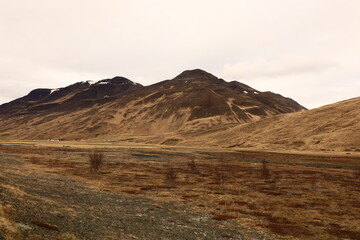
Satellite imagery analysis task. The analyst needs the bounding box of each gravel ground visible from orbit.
[0,154,271,240]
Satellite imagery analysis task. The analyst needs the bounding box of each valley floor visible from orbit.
[1,141,360,239]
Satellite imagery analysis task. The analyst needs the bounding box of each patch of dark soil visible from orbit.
[328,223,360,239]
[30,220,59,231]
[212,215,237,221]
[263,223,312,237]
[161,138,182,145]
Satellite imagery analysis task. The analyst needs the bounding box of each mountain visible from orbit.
[0,76,143,115]
[183,97,360,152]
[0,69,305,140]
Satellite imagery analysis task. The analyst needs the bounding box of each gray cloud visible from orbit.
[0,0,359,108]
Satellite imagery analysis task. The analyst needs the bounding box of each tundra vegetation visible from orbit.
[1,143,360,240]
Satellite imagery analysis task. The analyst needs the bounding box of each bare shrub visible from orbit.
[354,168,360,179]
[187,158,198,173]
[89,151,104,171]
[261,160,270,180]
[213,156,230,186]
[214,168,226,186]
[29,156,40,164]
[165,164,178,183]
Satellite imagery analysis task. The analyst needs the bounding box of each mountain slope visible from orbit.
[184,97,360,152]
[0,69,305,140]
[0,76,143,116]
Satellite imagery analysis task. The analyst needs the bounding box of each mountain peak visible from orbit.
[83,76,142,87]
[174,69,218,81]
[96,76,133,84]
[109,76,133,83]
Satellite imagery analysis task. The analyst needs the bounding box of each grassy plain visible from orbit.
[1,140,360,239]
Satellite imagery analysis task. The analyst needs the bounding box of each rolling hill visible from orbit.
[181,97,360,152]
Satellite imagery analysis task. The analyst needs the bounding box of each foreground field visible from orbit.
[1,142,360,239]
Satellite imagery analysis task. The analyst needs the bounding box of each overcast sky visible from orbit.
[0,0,359,109]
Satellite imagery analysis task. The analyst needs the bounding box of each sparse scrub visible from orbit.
[213,157,231,186]
[5,144,360,240]
[214,169,225,187]
[165,164,178,183]
[354,168,360,179]
[261,160,270,180]
[187,158,198,173]
[88,151,104,171]
[29,156,41,164]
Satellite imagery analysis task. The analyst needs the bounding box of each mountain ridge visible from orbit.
[1,69,357,153]
[0,69,306,141]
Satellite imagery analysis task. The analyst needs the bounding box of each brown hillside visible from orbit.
[0,69,305,140]
[183,97,360,152]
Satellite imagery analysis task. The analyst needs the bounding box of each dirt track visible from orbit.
[0,153,268,240]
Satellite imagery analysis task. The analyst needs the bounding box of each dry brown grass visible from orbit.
[0,204,19,240]
[354,168,360,179]
[2,144,360,240]
[190,97,360,152]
